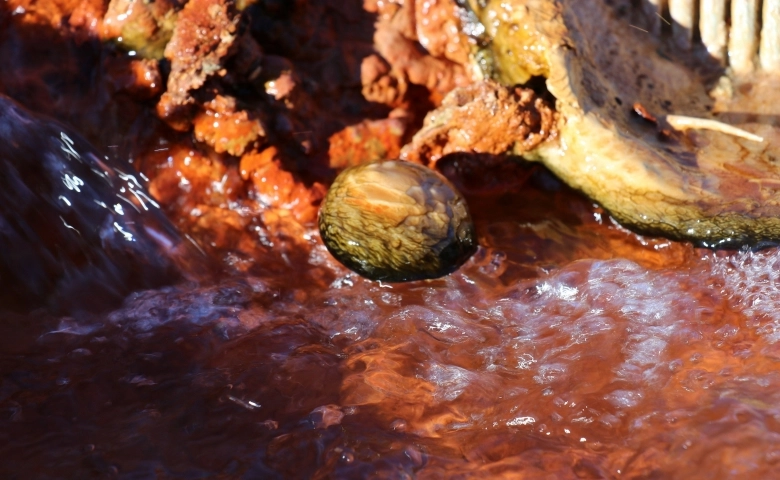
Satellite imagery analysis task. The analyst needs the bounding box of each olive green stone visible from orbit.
[319,160,477,282]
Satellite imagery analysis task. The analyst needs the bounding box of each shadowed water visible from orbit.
[0,96,188,312]
[2,0,780,476]
[3,155,780,478]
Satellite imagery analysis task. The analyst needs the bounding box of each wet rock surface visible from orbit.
[319,160,476,282]
[402,81,557,166]
[3,0,780,479]
[471,0,780,246]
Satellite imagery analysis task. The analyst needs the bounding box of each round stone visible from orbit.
[318,160,477,282]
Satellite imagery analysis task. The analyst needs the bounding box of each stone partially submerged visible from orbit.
[409,0,780,247]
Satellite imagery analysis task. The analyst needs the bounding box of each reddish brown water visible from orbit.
[3,2,780,478]
[4,161,780,478]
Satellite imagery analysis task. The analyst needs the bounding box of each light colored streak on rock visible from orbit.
[667,115,765,142]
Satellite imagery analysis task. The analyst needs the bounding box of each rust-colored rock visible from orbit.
[5,0,104,32]
[264,70,298,103]
[240,147,325,223]
[402,81,557,166]
[104,57,163,99]
[414,0,471,66]
[146,144,243,209]
[68,0,107,37]
[360,54,407,107]
[362,0,475,109]
[372,1,471,99]
[193,95,266,157]
[156,0,239,130]
[327,117,407,169]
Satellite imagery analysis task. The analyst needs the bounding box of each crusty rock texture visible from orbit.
[156,0,239,131]
[465,0,780,247]
[402,81,557,166]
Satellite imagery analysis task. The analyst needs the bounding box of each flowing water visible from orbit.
[4,155,780,478]
[3,1,780,476]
